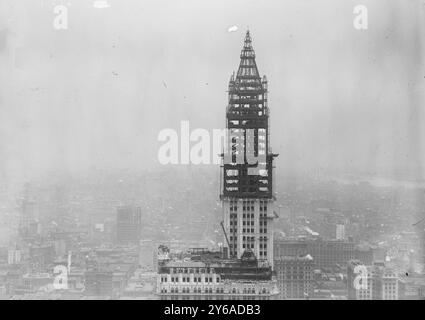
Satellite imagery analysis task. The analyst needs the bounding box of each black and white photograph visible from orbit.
[0,0,424,307]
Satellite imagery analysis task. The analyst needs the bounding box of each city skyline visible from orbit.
[0,0,424,302]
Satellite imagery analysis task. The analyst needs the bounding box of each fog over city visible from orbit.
[0,0,424,302]
[0,0,424,185]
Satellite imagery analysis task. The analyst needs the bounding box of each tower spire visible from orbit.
[240,29,255,59]
[236,30,261,90]
[244,29,252,49]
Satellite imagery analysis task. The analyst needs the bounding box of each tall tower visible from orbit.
[220,30,278,267]
[116,206,142,245]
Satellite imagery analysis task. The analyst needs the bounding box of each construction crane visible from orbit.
[413,218,425,227]
[220,221,232,257]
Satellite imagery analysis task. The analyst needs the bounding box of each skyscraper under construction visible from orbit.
[156,31,279,299]
[221,30,278,268]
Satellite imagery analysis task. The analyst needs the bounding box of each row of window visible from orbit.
[232,242,268,249]
[168,268,215,274]
[277,275,313,280]
[229,236,268,241]
[229,218,268,226]
[160,287,270,295]
[162,276,219,283]
[229,201,268,210]
[226,187,269,193]
[229,236,268,243]
[231,227,265,234]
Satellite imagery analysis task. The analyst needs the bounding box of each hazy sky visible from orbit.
[0,0,424,184]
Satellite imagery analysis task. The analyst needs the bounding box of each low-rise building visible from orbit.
[157,247,278,299]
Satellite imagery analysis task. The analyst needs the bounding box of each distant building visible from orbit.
[53,239,67,258]
[84,270,113,297]
[347,260,402,300]
[116,206,142,245]
[400,275,425,300]
[8,249,21,265]
[308,239,353,270]
[381,267,401,300]
[29,244,55,269]
[139,240,156,271]
[336,224,346,240]
[19,199,40,239]
[21,273,52,293]
[82,246,139,298]
[354,245,374,265]
[275,238,354,271]
[274,255,314,299]
[273,239,308,258]
[373,247,387,262]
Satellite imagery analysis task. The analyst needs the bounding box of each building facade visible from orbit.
[347,260,402,300]
[274,255,314,299]
[274,238,354,270]
[156,247,277,300]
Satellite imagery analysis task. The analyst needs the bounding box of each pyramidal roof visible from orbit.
[234,30,264,91]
